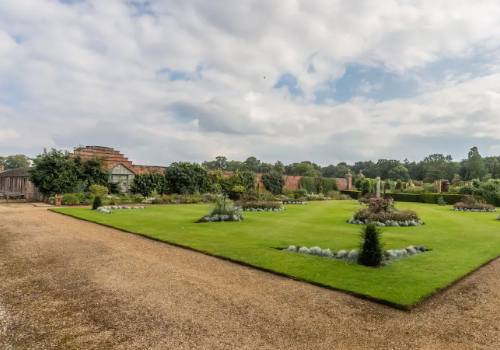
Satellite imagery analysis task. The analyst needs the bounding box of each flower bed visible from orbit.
[283,245,427,266]
[234,201,284,212]
[282,201,307,205]
[197,213,244,222]
[95,205,147,214]
[350,197,423,227]
[452,195,497,212]
[356,193,375,205]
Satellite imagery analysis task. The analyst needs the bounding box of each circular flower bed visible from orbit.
[452,195,497,212]
[234,201,284,212]
[350,197,424,227]
[282,201,307,205]
[283,244,427,266]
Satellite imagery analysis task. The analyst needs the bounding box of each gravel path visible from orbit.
[0,204,499,349]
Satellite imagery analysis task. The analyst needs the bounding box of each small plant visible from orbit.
[437,196,446,206]
[284,245,298,252]
[309,246,322,256]
[92,196,102,210]
[358,224,384,267]
[336,250,348,259]
[346,249,359,264]
[62,193,79,205]
[298,247,310,254]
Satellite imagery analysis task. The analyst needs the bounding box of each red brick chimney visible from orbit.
[345,173,353,190]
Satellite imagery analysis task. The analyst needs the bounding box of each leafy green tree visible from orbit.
[262,171,285,195]
[273,161,285,174]
[29,149,80,196]
[388,165,409,181]
[335,165,351,178]
[322,165,336,178]
[226,160,243,172]
[74,156,111,190]
[0,154,31,170]
[292,163,318,176]
[259,163,274,173]
[165,162,211,195]
[238,170,256,191]
[376,159,401,180]
[242,157,261,172]
[464,147,487,180]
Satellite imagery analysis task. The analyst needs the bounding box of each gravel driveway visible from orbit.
[0,204,499,349]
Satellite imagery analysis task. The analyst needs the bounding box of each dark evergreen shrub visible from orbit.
[92,196,102,210]
[359,224,384,267]
[262,172,285,195]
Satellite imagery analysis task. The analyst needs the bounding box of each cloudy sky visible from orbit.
[1,0,500,166]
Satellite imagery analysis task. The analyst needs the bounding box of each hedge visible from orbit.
[322,178,339,193]
[382,193,498,206]
[300,177,316,193]
[341,190,362,199]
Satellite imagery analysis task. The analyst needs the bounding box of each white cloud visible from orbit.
[1,0,500,165]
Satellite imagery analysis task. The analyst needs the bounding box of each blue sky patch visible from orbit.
[128,1,154,16]
[273,73,304,97]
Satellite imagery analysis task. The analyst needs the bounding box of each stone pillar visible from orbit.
[376,177,381,199]
[345,173,353,190]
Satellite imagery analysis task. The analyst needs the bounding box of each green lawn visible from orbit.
[52,201,500,309]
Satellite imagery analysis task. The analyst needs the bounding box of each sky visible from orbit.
[1,0,500,166]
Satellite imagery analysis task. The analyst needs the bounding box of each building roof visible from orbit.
[0,168,30,178]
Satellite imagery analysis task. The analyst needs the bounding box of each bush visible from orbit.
[437,196,446,206]
[353,197,421,224]
[358,193,375,204]
[300,177,316,194]
[341,190,362,199]
[404,186,424,194]
[359,224,384,267]
[294,189,307,198]
[327,191,351,200]
[262,172,285,195]
[423,183,438,193]
[131,173,168,197]
[89,184,109,198]
[360,179,373,195]
[165,162,211,195]
[62,193,79,205]
[92,196,102,210]
[236,201,283,211]
[322,178,339,193]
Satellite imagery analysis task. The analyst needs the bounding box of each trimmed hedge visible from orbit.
[381,192,499,207]
[300,177,316,193]
[341,190,362,199]
[322,178,339,193]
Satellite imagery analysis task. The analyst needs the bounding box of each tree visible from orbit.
[73,156,111,191]
[29,149,80,196]
[376,159,401,180]
[262,172,285,195]
[242,157,261,172]
[130,173,168,196]
[464,147,487,180]
[292,163,318,176]
[165,162,211,195]
[274,161,285,174]
[259,163,274,173]
[322,165,336,178]
[1,154,31,170]
[335,165,351,178]
[388,165,409,181]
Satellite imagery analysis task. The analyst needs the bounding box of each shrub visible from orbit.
[294,189,307,198]
[336,250,348,259]
[395,180,403,190]
[404,186,424,194]
[359,224,384,267]
[262,172,285,195]
[322,178,339,193]
[341,190,362,199]
[89,184,109,198]
[327,191,351,200]
[437,196,446,206]
[62,193,79,205]
[284,245,297,252]
[130,173,168,196]
[352,196,421,224]
[165,162,211,195]
[300,177,316,194]
[309,246,322,256]
[346,249,359,264]
[236,201,283,211]
[92,196,102,210]
[298,247,310,254]
[321,248,332,258]
[358,193,375,204]
[360,179,373,195]
[423,183,438,193]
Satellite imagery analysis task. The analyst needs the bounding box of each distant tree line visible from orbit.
[201,147,500,183]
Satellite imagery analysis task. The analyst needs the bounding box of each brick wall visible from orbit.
[73,146,166,175]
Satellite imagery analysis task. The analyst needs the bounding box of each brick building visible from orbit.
[73,146,167,192]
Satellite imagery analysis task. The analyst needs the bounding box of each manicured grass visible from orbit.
[52,201,500,308]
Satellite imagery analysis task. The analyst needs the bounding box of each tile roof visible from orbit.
[0,168,30,178]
